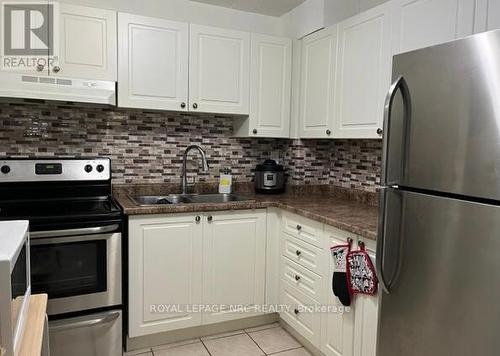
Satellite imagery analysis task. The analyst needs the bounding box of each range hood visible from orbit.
[0,72,116,105]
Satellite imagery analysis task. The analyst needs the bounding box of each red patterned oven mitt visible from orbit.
[346,243,378,296]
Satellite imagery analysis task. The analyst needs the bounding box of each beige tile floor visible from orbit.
[124,323,312,356]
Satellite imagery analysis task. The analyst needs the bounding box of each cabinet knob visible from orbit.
[326,129,332,136]
[36,64,44,72]
[52,66,61,73]
[377,128,383,136]
[207,215,213,222]
[193,103,198,109]
[294,308,300,315]
[295,275,301,281]
[253,129,257,134]
[195,216,201,222]
[180,102,186,109]
[296,224,302,231]
[295,250,302,256]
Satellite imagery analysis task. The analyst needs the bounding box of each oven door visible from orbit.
[29,225,122,315]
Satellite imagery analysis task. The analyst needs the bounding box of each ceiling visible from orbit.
[189,0,306,17]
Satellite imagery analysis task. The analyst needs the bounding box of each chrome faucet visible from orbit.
[181,145,209,195]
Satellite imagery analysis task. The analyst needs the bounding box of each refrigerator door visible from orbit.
[383,30,500,200]
[377,187,500,355]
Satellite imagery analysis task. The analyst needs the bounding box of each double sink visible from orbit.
[131,193,253,205]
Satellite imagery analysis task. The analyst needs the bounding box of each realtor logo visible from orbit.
[1,2,58,70]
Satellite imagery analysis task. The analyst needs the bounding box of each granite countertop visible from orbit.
[113,183,379,240]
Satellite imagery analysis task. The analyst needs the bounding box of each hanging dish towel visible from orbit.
[346,243,378,296]
[330,241,352,306]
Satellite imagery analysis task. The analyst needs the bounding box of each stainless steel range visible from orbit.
[0,157,123,356]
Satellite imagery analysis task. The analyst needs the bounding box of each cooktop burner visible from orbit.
[0,157,123,229]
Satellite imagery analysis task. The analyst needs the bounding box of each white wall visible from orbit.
[279,0,325,39]
[323,0,389,27]
[279,0,390,39]
[57,0,283,36]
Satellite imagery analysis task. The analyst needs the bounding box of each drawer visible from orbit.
[281,256,322,302]
[282,212,323,248]
[282,233,324,275]
[280,279,321,347]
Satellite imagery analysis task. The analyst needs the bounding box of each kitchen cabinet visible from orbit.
[118,13,189,111]
[298,26,338,139]
[202,210,266,324]
[321,227,355,356]
[189,24,250,115]
[391,0,475,54]
[234,34,292,138]
[277,212,379,356]
[353,242,378,356]
[128,213,203,337]
[128,209,266,336]
[474,0,500,32]
[54,3,117,80]
[333,3,392,139]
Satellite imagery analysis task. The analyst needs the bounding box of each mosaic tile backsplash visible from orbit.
[0,101,382,192]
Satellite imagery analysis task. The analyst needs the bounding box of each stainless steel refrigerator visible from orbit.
[377,29,500,355]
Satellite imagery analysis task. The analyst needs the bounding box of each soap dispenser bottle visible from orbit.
[219,168,232,194]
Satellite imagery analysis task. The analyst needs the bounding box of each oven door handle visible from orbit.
[50,310,120,332]
[30,224,119,239]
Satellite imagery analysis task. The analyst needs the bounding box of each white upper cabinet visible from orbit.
[202,210,266,324]
[55,3,117,80]
[189,24,250,115]
[299,26,338,139]
[241,34,292,138]
[118,13,189,111]
[333,3,392,139]
[474,0,500,32]
[391,0,475,54]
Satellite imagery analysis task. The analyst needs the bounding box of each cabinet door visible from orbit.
[55,4,117,80]
[248,34,292,138]
[474,0,500,32]
[299,26,337,139]
[118,13,188,111]
[334,3,392,139]
[202,210,266,324]
[321,228,355,356]
[353,245,378,356]
[392,0,475,54]
[189,24,250,115]
[128,214,203,337]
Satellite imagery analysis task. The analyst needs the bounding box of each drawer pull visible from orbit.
[294,308,300,315]
[295,250,302,256]
[294,275,301,281]
[296,224,302,231]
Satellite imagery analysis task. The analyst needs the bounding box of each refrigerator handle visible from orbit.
[376,187,391,293]
[381,75,411,186]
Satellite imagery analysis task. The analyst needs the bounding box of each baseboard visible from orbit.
[126,313,279,352]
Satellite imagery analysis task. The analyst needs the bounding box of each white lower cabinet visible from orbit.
[128,213,203,337]
[280,279,322,346]
[128,209,266,337]
[352,245,378,356]
[321,227,356,356]
[202,210,267,324]
[279,212,379,356]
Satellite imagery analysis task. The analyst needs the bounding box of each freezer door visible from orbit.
[377,188,500,355]
[383,30,500,200]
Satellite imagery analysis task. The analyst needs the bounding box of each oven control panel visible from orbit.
[0,158,111,182]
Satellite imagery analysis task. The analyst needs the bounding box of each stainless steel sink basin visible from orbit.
[131,193,253,206]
